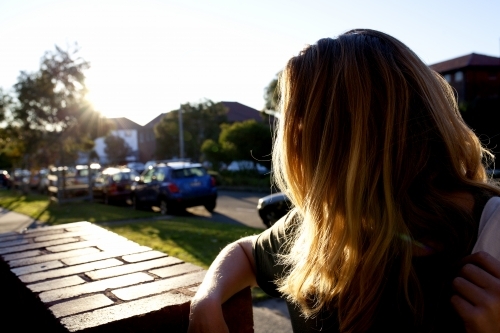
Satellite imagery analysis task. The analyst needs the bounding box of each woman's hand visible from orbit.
[451,251,500,333]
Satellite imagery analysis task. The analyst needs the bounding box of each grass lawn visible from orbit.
[0,189,158,225]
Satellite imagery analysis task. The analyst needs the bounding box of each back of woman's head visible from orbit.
[273,29,496,332]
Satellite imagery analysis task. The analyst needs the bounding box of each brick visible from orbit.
[16,228,65,239]
[49,294,114,318]
[0,234,27,242]
[150,262,202,279]
[112,270,206,301]
[0,238,30,248]
[61,246,150,266]
[95,240,141,252]
[0,237,79,255]
[64,225,100,233]
[27,275,86,293]
[0,231,19,238]
[9,247,100,267]
[60,292,191,332]
[223,288,254,333]
[12,260,64,276]
[187,286,199,293]
[39,272,154,303]
[19,258,123,283]
[80,232,126,241]
[23,221,91,233]
[46,237,129,253]
[2,249,44,261]
[122,250,167,263]
[86,256,183,280]
[34,228,103,242]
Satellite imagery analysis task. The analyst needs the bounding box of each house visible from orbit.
[138,113,166,163]
[430,53,500,158]
[222,101,264,123]
[93,117,142,164]
[429,53,500,104]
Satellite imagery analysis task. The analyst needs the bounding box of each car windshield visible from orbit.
[171,167,206,179]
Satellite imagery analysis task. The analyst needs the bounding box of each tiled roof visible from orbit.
[143,113,166,128]
[107,117,143,131]
[221,101,263,123]
[430,53,500,73]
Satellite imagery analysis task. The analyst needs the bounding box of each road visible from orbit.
[185,189,268,230]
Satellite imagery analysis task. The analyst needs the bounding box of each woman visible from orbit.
[188,29,500,332]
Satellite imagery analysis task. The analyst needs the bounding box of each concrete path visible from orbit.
[0,207,38,234]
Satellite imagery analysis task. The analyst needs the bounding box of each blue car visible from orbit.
[131,162,217,214]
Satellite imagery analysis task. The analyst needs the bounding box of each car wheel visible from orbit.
[132,196,140,210]
[160,199,169,215]
[259,207,273,228]
[204,199,216,213]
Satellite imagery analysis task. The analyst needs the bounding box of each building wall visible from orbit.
[94,129,139,164]
[138,128,157,163]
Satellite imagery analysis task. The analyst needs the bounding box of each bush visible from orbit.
[208,170,271,189]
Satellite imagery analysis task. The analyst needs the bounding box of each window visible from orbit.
[154,168,167,182]
[444,74,452,82]
[172,167,206,179]
[454,71,463,82]
[142,169,154,184]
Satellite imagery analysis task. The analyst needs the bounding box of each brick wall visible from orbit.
[0,222,253,332]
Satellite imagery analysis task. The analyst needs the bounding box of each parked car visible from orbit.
[12,169,30,189]
[486,169,500,179]
[131,162,217,214]
[28,169,49,192]
[0,170,12,189]
[93,167,139,205]
[127,162,145,174]
[36,169,50,194]
[257,192,292,228]
[74,163,101,185]
[226,160,269,175]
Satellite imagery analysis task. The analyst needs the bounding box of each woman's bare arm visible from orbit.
[188,235,259,333]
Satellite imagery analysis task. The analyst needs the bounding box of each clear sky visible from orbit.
[1,0,499,125]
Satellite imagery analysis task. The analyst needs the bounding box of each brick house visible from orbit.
[430,53,500,158]
[429,53,500,104]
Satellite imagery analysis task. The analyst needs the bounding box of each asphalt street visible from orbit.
[185,189,270,230]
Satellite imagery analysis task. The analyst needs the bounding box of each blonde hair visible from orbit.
[273,29,499,332]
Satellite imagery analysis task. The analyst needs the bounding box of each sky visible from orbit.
[0,0,499,126]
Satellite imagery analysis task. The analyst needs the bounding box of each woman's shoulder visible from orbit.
[474,195,500,259]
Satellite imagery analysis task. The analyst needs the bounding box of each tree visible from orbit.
[263,73,280,112]
[7,45,110,169]
[155,100,228,161]
[200,139,228,171]
[104,135,132,165]
[202,120,272,169]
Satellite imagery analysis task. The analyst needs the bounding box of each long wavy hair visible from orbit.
[273,29,500,332]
